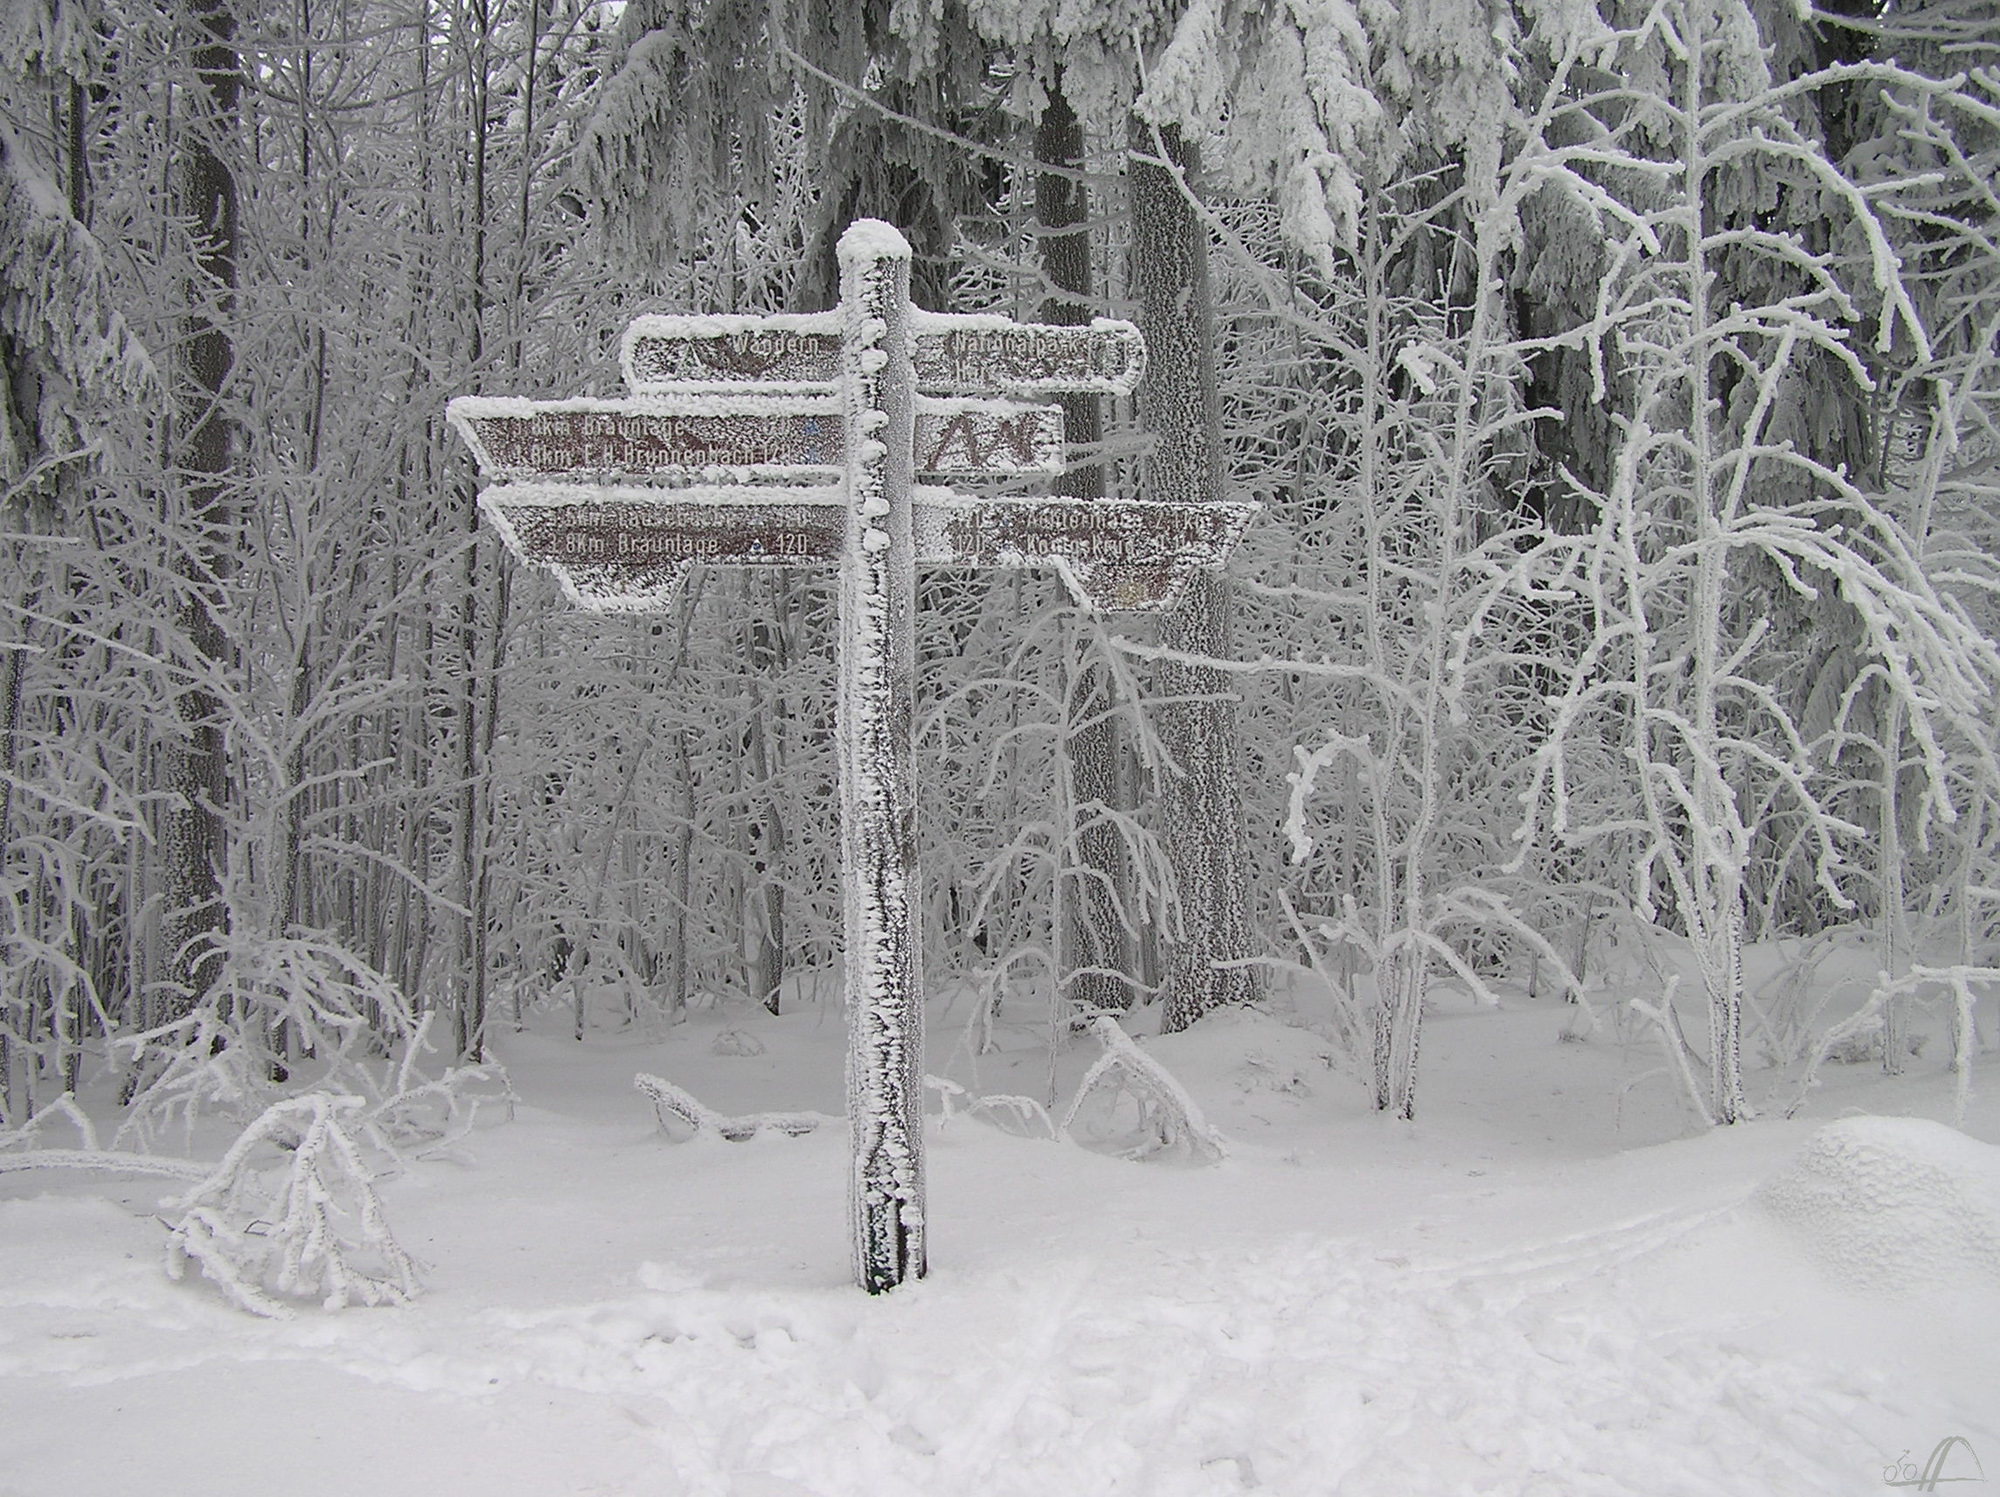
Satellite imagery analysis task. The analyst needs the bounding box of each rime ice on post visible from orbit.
[835,222,925,1294]
[445,218,1253,1294]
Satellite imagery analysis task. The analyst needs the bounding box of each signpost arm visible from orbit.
[836,221,926,1293]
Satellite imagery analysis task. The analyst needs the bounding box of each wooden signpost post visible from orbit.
[448,221,1252,1293]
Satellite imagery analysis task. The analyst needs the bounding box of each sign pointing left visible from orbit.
[451,399,843,476]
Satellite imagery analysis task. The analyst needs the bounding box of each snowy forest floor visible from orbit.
[4,965,1998,1497]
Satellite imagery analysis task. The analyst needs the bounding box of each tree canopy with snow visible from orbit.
[0,0,1994,1171]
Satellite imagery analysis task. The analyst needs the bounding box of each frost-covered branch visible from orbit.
[634,1073,833,1142]
[163,1093,420,1318]
[1058,1016,1227,1163]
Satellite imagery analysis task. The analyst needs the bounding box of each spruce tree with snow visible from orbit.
[1,1,158,1119]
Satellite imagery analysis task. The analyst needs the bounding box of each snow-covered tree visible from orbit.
[1487,0,2000,1122]
[1,0,160,1118]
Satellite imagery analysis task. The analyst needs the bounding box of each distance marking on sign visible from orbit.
[922,496,1257,611]
[482,485,1256,615]
[479,486,847,611]
[448,399,843,477]
[453,397,1066,483]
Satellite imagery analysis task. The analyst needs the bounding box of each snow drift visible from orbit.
[1755,1117,2000,1291]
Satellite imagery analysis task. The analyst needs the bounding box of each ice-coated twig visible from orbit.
[1630,978,1716,1129]
[1787,964,1998,1122]
[168,1208,293,1318]
[0,1096,198,1179]
[0,1092,101,1152]
[634,1073,833,1142]
[361,1014,517,1161]
[1060,1016,1227,1163]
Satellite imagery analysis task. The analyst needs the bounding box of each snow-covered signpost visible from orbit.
[449,221,1251,1292]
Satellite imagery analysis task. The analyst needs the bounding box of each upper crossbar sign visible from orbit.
[619,311,1146,395]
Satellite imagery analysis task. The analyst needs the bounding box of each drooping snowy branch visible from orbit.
[164,1094,421,1319]
[1059,1016,1227,1163]
[635,1072,832,1142]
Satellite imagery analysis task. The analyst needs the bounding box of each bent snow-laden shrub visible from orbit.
[164,1092,420,1318]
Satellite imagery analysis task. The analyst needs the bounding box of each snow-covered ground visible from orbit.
[4,967,1996,1497]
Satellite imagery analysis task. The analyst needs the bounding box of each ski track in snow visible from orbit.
[0,1190,1959,1496]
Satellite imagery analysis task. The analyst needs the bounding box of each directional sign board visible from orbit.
[452,398,1068,482]
[447,221,1252,1296]
[921,495,1251,612]
[479,487,848,612]
[621,312,1146,396]
[452,399,844,476]
[482,485,1254,613]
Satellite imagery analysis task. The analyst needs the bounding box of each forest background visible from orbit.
[2,0,1996,1146]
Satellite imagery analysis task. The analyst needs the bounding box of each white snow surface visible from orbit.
[1756,1116,2000,1290]
[4,978,1996,1496]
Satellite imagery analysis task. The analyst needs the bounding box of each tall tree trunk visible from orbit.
[1038,79,1103,501]
[1040,75,1132,1017]
[455,0,493,1059]
[1127,119,1257,1033]
[745,579,789,1013]
[163,0,240,1023]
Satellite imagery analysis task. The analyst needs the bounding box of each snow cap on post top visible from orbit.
[836,218,914,269]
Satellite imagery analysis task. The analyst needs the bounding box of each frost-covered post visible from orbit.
[835,223,925,1293]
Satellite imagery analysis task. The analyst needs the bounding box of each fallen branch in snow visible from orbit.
[164,1093,421,1319]
[925,1076,1059,1139]
[634,1074,834,1142]
[1060,1017,1228,1163]
[0,1092,102,1152]
[0,1149,207,1180]
[0,1093,208,1179]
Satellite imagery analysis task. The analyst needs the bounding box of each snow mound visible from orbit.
[1754,1117,2000,1292]
[1144,1006,1341,1101]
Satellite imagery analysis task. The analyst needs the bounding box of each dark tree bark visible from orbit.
[454,0,497,1060]
[162,0,240,1024]
[1039,75,1131,1016]
[1036,78,1103,501]
[1127,119,1258,1033]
